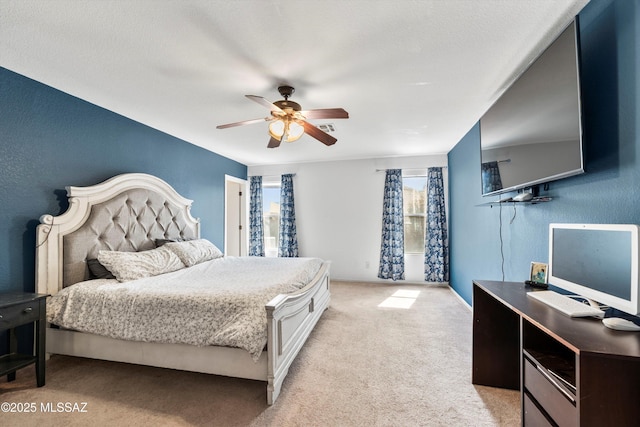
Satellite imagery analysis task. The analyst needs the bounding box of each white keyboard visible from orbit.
[527,290,605,318]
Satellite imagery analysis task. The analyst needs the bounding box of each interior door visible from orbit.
[225,176,247,256]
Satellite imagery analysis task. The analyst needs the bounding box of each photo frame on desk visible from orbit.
[529,262,548,285]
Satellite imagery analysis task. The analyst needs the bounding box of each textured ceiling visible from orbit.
[1,0,589,166]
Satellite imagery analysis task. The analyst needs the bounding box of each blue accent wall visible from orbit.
[448,0,640,304]
[0,67,247,294]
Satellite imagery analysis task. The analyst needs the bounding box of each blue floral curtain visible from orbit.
[424,167,449,282]
[378,169,405,280]
[481,161,503,193]
[278,174,298,257]
[249,176,264,256]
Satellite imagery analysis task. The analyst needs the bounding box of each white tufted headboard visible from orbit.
[36,173,200,295]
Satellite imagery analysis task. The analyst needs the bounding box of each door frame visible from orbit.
[224,175,248,256]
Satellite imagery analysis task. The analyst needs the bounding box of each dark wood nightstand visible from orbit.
[0,293,48,387]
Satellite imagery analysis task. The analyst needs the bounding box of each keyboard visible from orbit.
[527,290,605,318]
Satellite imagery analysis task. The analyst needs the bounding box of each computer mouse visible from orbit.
[602,317,640,331]
[512,192,533,202]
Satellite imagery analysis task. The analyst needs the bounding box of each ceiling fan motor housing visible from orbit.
[273,100,301,111]
[277,85,295,99]
[274,86,300,111]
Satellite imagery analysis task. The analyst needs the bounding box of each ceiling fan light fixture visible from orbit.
[269,119,304,142]
[288,121,304,141]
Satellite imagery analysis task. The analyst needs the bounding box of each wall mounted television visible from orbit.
[549,223,640,316]
[480,20,584,197]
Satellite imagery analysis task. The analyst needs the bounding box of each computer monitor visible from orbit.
[548,223,640,315]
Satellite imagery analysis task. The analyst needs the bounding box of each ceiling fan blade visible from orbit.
[300,108,349,120]
[302,121,338,146]
[246,95,283,113]
[216,117,269,129]
[267,136,282,148]
[267,129,288,148]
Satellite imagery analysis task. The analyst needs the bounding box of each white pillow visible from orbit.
[163,239,223,267]
[97,246,185,282]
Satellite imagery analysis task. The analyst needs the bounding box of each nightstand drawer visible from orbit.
[0,300,41,329]
[0,293,48,387]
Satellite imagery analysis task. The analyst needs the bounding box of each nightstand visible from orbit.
[0,293,48,387]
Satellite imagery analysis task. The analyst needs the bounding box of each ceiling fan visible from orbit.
[216,85,349,148]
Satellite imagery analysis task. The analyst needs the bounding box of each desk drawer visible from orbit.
[524,358,577,427]
[524,393,554,427]
[0,301,41,329]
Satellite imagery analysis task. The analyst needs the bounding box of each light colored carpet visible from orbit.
[0,281,520,426]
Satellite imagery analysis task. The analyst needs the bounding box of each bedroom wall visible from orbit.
[249,154,448,283]
[447,0,640,304]
[0,67,247,295]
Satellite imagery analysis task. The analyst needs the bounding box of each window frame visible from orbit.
[402,175,428,255]
[262,183,281,258]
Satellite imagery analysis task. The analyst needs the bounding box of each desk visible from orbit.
[0,293,48,387]
[473,280,640,427]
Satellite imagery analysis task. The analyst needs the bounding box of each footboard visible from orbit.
[265,261,330,404]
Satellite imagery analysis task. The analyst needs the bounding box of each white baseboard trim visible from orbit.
[449,287,472,311]
[332,277,449,287]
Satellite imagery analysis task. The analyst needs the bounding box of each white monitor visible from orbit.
[548,223,640,315]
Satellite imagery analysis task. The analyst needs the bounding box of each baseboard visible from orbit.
[332,277,450,287]
[449,287,472,311]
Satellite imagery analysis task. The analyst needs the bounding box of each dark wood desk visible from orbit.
[0,293,48,387]
[473,280,640,427]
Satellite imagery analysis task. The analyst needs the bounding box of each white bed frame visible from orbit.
[35,173,330,405]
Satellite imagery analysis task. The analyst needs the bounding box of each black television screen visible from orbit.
[480,20,584,197]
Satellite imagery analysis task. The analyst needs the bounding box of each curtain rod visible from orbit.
[375,167,447,173]
[248,173,297,178]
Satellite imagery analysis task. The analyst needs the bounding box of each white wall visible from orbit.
[248,154,448,284]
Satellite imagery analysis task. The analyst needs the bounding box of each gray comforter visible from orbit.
[47,256,323,361]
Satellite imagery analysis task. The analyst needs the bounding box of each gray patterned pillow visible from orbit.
[87,258,116,280]
[97,246,186,282]
[164,239,223,267]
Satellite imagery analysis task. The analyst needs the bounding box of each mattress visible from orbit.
[47,256,324,361]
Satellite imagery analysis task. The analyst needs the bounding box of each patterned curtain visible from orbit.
[278,174,298,257]
[424,167,449,282]
[378,169,405,280]
[248,176,264,257]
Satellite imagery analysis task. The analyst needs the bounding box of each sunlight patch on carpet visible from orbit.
[377,289,421,309]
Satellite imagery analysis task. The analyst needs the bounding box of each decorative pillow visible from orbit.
[155,238,185,247]
[87,258,116,280]
[164,239,223,267]
[97,246,185,282]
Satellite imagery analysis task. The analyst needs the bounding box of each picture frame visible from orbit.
[529,262,548,284]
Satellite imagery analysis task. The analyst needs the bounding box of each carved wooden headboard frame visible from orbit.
[36,173,200,295]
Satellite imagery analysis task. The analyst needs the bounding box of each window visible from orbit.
[403,176,427,254]
[263,185,281,257]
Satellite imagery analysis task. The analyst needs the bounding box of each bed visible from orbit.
[35,173,330,405]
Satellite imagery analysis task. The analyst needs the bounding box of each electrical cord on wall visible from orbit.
[499,202,504,281]
[35,217,54,248]
[498,202,518,281]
